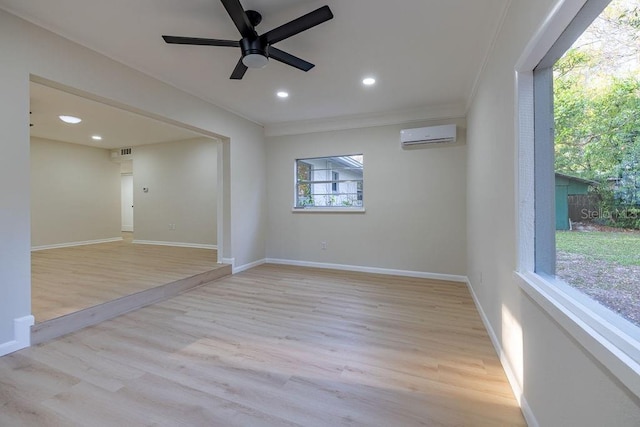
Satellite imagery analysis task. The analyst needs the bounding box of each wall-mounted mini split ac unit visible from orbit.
[400,124,457,147]
[110,147,133,163]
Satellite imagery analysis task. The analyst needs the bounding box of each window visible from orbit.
[549,0,640,330]
[294,155,364,209]
[534,0,640,329]
[521,0,640,396]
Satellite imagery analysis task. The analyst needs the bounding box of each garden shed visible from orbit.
[555,172,596,230]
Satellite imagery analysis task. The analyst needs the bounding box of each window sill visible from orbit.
[516,271,640,398]
[291,207,366,213]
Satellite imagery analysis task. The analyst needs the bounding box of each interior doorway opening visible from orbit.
[29,79,230,338]
[121,172,134,232]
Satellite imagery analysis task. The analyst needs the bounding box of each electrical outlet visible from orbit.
[321,241,327,250]
[168,223,176,230]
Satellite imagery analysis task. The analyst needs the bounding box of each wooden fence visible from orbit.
[568,194,600,222]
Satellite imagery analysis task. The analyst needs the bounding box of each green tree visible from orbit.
[553,1,640,226]
[554,49,594,176]
[585,77,640,179]
[615,143,640,206]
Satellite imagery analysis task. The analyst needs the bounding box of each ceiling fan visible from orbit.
[162,0,334,80]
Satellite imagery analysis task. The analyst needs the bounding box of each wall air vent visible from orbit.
[110,147,133,163]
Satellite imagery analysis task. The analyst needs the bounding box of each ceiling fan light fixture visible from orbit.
[242,53,269,69]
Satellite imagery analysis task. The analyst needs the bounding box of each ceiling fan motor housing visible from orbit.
[240,37,267,58]
[240,38,269,68]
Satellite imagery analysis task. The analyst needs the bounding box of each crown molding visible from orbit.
[466,0,513,113]
[264,103,466,137]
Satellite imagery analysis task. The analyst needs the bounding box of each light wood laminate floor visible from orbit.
[3,264,525,426]
[32,233,219,322]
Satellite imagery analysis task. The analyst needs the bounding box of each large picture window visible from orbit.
[294,155,364,209]
[550,0,640,328]
[522,0,640,394]
[535,0,640,329]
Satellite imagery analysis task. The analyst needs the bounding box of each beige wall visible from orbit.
[266,120,467,276]
[133,138,217,246]
[30,137,120,247]
[467,0,640,424]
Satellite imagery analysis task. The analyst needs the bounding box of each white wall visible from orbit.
[120,160,133,174]
[133,138,217,246]
[467,0,640,424]
[0,21,30,344]
[0,9,266,352]
[266,121,467,277]
[31,137,120,247]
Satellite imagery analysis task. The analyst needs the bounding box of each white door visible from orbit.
[121,174,134,232]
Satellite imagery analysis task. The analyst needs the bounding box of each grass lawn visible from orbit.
[556,229,640,326]
[556,230,640,266]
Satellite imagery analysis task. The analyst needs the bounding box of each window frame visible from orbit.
[516,0,640,397]
[293,154,365,213]
[295,160,313,207]
[331,171,339,193]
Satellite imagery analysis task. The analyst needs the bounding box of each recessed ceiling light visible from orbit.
[277,91,289,98]
[59,115,82,124]
[362,77,376,86]
[91,135,102,141]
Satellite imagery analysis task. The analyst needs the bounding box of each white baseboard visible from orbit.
[233,258,266,274]
[133,240,217,250]
[0,315,35,357]
[264,258,467,283]
[32,237,123,251]
[465,279,538,427]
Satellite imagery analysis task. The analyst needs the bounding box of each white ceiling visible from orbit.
[0,0,509,130]
[30,82,205,149]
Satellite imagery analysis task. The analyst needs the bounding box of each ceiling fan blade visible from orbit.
[220,0,256,38]
[162,35,240,47]
[269,47,314,72]
[230,58,248,79]
[263,5,333,45]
